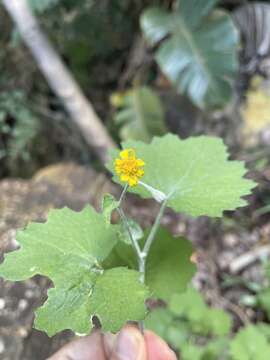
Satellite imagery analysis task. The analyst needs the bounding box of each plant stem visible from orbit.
[117,208,142,260]
[118,184,128,206]
[117,186,168,283]
[142,199,168,256]
[117,185,142,260]
[138,199,168,283]
[117,186,168,333]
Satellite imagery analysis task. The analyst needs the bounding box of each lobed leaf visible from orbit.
[88,267,148,333]
[108,134,256,217]
[0,206,149,336]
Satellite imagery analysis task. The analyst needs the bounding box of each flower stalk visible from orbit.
[117,184,142,262]
[117,184,168,283]
[115,148,168,330]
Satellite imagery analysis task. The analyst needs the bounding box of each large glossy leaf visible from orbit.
[108,134,256,217]
[141,0,239,108]
[0,206,149,336]
[113,86,166,142]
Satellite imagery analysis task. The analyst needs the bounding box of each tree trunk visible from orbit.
[2,0,116,163]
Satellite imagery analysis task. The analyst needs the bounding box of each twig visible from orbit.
[229,245,270,274]
[2,0,116,163]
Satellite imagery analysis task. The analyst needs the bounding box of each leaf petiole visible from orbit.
[139,199,168,283]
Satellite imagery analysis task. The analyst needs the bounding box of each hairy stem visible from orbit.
[142,199,168,256]
[117,186,167,332]
[117,185,142,261]
[117,208,142,260]
[137,198,167,282]
[118,186,168,282]
[118,184,129,206]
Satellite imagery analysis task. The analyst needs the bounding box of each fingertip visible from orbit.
[144,330,177,360]
[105,325,147,360]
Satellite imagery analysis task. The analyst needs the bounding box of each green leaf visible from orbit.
[104,227,195,302]
[103,227,196,301]
[180,338,229,360]
[202,338,229,360]
[258,289,270,320]
[108,134,256,217]
[102,238,136,271]
[0,206,149,336]
[35,267,97,336]
[205,309,231,336]
[118,218,144,244]
[170,287,207,317]
[145,308,174,339]
[28,0,60,12]
[0,206,117,281]
[181,343,204,360]
[102,193,119,226]
[145,308,190,349]
[230,325,270,360]
[113,86,166,142]
[257,323,270,341]
[145,228,195,301]
[0,91,40,162]
[170,288,231,336]
[87,267,149,333]
[140,1,239,108]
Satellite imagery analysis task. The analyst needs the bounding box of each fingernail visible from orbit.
[115,328,142,360]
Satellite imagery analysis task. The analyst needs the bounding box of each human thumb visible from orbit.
[104,325,147,360]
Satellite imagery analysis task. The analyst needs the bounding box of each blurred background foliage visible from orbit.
[1,0,270,177]
[0,0,156,176]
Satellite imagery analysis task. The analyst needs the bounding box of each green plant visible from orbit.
[251,262,270,320]
[146,287,270,360]
[28,0,60,12]
[230,325,270,360]
[0,134,255,337]
[111,86,167,142]
[141,0,239,109]
[145,287,231,359]
[0,90,40,163]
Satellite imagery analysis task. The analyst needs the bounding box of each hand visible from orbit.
[48,325,177,360]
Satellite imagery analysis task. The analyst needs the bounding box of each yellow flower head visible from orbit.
[114,148,145,187]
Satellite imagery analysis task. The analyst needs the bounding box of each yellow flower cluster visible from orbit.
[114,149,145,186]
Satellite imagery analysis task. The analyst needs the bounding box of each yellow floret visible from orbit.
[114,148,145,187]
